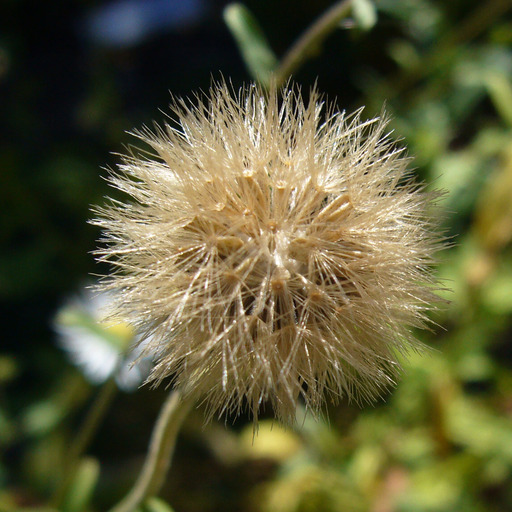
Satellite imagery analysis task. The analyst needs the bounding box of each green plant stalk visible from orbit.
[52,376,118,508]
[275,0,352,87]
[108,388,194,512]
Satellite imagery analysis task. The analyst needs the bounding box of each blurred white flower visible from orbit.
[54,288,153,392]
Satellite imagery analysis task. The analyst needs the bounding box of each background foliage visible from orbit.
[2,0,512,510]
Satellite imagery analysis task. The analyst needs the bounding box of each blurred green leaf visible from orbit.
[456,351,494,382]
[377,0,441,42]
[297,407,346,461]
[240,420,302,463]
[396,101,451,166]
[260,465,368,512]
[397,455,477,512]
[429,150,486,215]
[481,264,512,314]
[61,457,100,512]
[392,428,436,467]
[348,444,385,492]
[223,3,278,87]
[22,400,66,438]
[0,355,18,383]
[388,39,421,70]
[21,373,90,438]
[486,73,512,128]
[445,396,512,461]
[473,126,511,157]
[352,0,377,31]
[23,433,67,493]
[143,497,176,512]
[473,143,512,252]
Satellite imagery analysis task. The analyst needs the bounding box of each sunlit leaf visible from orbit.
[61,457,100,512]
[445,397,512,461]
[143,497,176,512]
[223,3,278,87]
[22,400,65,437]
[352,0,377,31]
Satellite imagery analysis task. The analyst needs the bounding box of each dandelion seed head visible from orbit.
[93,82,444,423]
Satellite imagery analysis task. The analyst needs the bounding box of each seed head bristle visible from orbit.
[92,82,445,424]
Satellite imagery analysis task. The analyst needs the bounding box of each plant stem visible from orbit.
[108,388,194,512]
[52,377,118,507]
[275,0,352,88]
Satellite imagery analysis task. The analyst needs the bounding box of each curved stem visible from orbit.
[52,377,118,507]
[108,388,194,512]
[275,0,352,88]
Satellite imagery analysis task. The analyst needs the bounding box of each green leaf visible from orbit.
[486,72,512,127]
[61,457,100,512]
[223,3,278,88]
[143,497,176,512]
[352,0,377,31]
[481,263,512,314]
[0,355,18,384]
[445,397,512,461]
[22,400,66,437]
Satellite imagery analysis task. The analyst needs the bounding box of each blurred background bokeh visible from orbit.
[2,0,512,511]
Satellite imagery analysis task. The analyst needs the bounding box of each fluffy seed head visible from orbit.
[93,82,443,423]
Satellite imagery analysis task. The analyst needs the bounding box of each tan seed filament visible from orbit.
[93,82,444,424]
